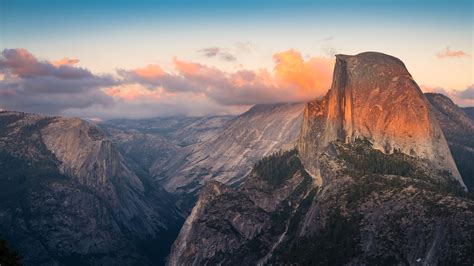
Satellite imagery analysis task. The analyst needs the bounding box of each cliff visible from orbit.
[298,52,463,188]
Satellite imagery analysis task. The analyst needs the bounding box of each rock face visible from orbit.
[168,52,474,265]
[100,126,187,183]
[298,52,463,188]
[0,111,183,265]
[426,93,474,190]
[163,103,305,196]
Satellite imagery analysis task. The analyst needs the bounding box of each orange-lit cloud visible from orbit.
[173,58,219,77]
[436,47,470,59]
[51,57,79,67]
[273,49,333,97]
[133,64,165,79]
[117,49,334,106]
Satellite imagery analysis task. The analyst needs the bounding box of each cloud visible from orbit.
[234,41,253,53]
[273,50,333,94]
[0,48,115,115]
[0,48,335,119]
[436,47,470,59]
[0,49,92,79]
[457,85,474,100]
[67,89,247,119]
[219,52,236,62]
[124,64,166,80]
[115,49,334,106]
[117,61,203,93]
[197,47,221,57]
[197,46,237,62]
[51,57,80,67]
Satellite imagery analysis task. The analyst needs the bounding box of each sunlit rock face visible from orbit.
[298,52,463,187]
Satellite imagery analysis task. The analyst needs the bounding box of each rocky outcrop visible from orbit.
[298,52,463,188]
[426,93,474,190]
[0,111,182,265]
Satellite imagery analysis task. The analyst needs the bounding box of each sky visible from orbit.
[0,0,472,119]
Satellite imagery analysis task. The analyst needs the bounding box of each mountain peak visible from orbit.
[335,51,408,70]
[298,52,464,188]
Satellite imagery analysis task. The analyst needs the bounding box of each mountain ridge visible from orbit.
[0,110,182,265]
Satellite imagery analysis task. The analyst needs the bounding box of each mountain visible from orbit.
[168,52,473,265]
[0,111,183,265]
[162,103,305,209]
[298,53,463,188]
[425,93,474,190]
[101,116,232,181]
[103,104,305,211]
[463,107,474,121]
